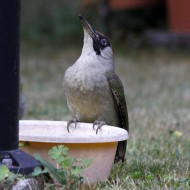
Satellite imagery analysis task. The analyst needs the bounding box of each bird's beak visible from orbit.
[79,14,98,39]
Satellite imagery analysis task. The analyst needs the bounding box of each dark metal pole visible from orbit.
[0,0,20,151]
[0,0,41,174]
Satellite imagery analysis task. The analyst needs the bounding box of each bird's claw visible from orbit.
[93,120,106,134]
[67,118,78,133]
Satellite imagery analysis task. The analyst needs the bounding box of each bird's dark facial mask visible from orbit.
[92,32,111,55]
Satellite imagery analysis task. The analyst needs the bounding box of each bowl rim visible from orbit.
[19,120,128,143]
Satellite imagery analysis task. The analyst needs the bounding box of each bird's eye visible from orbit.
[101,39,108,46]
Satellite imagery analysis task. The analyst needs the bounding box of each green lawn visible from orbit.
[21,48,190,189]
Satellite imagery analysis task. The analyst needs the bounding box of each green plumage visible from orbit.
[106,71,129,162]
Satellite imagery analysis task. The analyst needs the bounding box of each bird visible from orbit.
[63,15,129,163]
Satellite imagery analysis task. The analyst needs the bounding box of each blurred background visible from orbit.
[20,0,190,139]
[21,0,190,49]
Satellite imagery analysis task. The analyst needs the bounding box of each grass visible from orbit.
[20,47,190,189]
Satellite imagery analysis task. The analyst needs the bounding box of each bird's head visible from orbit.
[79,15,113,61]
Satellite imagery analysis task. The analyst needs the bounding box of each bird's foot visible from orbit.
[67,118,78,133]
[93,120,106,134]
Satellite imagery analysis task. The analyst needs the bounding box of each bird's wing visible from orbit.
[106,71,129,132]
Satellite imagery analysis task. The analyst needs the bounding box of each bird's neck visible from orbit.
[82,37,94,55]
[76,52,115,73]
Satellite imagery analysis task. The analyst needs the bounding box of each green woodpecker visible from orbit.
[63,15,129,162]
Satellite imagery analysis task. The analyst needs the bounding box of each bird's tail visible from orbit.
[114,140,127,163]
